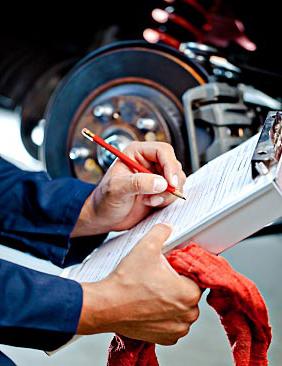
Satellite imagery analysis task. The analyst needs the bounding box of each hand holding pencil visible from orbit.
[71,128,186,236]
[82,128,185,200]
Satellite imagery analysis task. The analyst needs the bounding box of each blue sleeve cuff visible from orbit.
[0,158,107,267]
[0,259,83,351]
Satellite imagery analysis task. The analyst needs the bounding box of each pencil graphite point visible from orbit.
[173,190,186,200]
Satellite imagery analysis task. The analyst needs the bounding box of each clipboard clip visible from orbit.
[251,111,282,178]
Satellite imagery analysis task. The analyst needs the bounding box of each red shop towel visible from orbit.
[107,244,272,366]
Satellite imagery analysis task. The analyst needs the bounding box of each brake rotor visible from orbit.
[42,41,208,183]
[20,59,75,159]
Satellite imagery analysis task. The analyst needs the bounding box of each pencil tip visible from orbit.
[172,190,186,200]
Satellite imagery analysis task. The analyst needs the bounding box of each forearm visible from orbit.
[0,157,105,266]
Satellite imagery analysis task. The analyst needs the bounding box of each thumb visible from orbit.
[133,223,172,255]
[119,173,168,196]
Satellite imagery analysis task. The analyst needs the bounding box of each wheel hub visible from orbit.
[68,84,175,184]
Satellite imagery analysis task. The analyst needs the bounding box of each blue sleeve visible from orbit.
[0,157,106,267]
[0,258,83,351]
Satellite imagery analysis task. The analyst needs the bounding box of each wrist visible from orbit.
[77,282,105,334]
[71,191,106,237]
[77,279,119,335]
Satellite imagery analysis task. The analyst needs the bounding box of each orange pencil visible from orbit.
[81,128,185,200]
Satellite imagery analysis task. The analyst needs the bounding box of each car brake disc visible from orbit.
[42,41,208,184]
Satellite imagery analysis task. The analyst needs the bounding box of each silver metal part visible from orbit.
[181,42,217,54]
[93,104,114,118]
[255,162,269,176]
[239,85,282,110]
[182,82,255,171]
[136,118,156,130]
[97,133,133,168]
[209,56,241,73]
[31,119,45,147]
[69,147,90,160]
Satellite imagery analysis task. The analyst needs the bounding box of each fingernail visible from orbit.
[153,177,168,193]
[171,174,178,188]
[150,196,165,206]
[162,223,173,229]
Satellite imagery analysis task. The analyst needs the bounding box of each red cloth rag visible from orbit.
[107,243,272,366]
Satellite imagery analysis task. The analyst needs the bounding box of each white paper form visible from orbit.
[65,134,267,283]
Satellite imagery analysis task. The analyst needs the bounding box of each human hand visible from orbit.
[77,224,201,345]
[72,142,186,236]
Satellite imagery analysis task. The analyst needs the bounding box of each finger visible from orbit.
[158,338,179,346]
[179,307,200,324]
[143,192,177,207]
[108,173,168,197]
[125,142,184,188]
[157,326,189,346]
[143,181,186,207]
[133,223,172,255]
[179,277,202,306]
[179,169,187,187]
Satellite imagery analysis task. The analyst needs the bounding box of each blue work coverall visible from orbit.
[0,157,104,365]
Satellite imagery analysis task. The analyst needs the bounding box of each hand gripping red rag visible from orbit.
[107,244,272,366]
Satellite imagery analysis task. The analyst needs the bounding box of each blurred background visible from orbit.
[0,0,282,364]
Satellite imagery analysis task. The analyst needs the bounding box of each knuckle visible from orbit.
[169,338,178,345]
[181,280,201,306]
[161,192,175,202]
[177,161,183,170]
[177,325,189,338]
[180,171,187,183]
[160,198,175,208]
[157,141,174,153]
[157,340,169,346]
[105,177,118,195]
[131,174,142,192]
[189,287,202,306]
[184,307,200,323]
[191,307,200,323]
[161,338,178,346]
[124,141,139,153]
[165,143,174,153]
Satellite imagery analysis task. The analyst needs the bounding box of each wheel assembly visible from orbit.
[42,41,208,184]
[41,40,281,184]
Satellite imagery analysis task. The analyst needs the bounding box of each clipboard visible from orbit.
[49,111,282,355]
[60,111,282,288]
[164,111,282,255]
